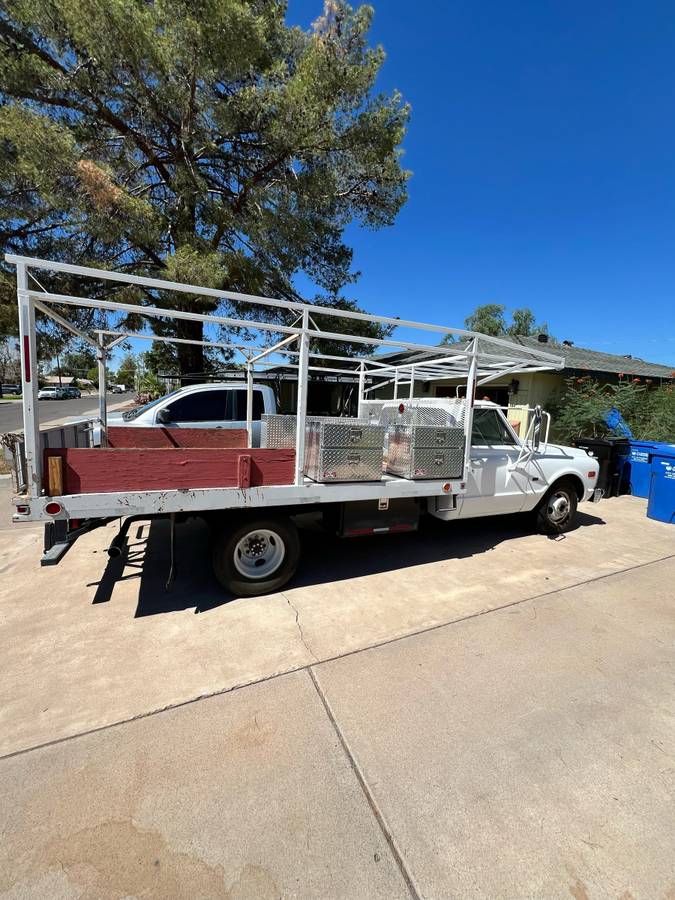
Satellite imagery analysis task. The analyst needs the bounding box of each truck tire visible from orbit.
[535,478,578,534]
[212,515,300,597]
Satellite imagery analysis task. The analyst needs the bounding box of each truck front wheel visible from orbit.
[212,515,300,597]
[535,479,579,534]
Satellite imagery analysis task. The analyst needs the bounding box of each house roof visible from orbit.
[503,335,674,379]
[371,336,674,380]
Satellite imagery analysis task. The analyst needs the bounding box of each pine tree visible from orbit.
[0,1,409,372]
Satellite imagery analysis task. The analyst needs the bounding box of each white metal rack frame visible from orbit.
[6,253,565,522]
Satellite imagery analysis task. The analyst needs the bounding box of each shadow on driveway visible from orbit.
[88,509,606,617]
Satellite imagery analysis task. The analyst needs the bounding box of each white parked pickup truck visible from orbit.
[107,382,276,446]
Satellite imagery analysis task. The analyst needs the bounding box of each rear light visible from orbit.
[23,335,31,382]
[398,403,405,414]
[15,504,30,515]
[587,471,597,479]
[442,483,451,493]
[45,501,63,515]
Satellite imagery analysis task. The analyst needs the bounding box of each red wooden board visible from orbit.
[44,448,295,494]
[107,426,247,449]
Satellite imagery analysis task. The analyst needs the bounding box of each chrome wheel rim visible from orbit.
[233,529,286,580]
[547,491,570,523]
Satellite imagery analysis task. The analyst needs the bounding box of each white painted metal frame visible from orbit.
[6,253,565,521]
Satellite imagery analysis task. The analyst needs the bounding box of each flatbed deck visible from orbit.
[15,474,461,521]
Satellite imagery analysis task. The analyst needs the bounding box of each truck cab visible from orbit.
[428,401,600,529]
[106,382,277,446]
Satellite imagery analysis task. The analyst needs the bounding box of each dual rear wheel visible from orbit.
[211,515,300,597]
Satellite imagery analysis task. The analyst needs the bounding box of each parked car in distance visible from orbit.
[1,384,21,395]
[38,386,67,400]
[107,382,277,446]
[62,386,81,399]
[110,384,126,394]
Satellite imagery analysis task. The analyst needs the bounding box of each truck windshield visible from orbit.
[122,390,181,421]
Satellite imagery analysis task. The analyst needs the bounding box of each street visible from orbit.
[0,392,128,432]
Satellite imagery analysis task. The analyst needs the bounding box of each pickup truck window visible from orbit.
[226,390,265,421]
[471,409,517,446]
[165,390,229,422]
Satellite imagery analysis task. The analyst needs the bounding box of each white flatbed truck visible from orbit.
[5,255,601,596]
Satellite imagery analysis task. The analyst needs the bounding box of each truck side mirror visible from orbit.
[532,405,542,451]
[156,408,172,425]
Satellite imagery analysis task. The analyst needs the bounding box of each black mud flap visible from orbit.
[41,518,112,566]
[41,520,71,566]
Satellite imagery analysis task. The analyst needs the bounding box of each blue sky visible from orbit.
[287,0,675,366]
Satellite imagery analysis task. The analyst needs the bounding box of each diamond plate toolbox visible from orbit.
[261,414,297,448]
[377,399,466,427]
[389,425,464,450]
[304,418,385,482]
[387,445,464,479]
[305,447,384,482]
[386,425,464,479]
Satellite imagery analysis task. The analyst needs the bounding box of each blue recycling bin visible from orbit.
[625,441,675,498]
[647,451,675,524]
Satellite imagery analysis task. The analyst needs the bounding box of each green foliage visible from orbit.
[61,345,97,376]
[550,377,675,443]
[137,368,164,400]
[85,365,98,386]
[439,303,550,344]
[0,0,409,372]
[507,307,548,337]
[143,342,179,376]
[464,304,507,338]
[116,351,137,386]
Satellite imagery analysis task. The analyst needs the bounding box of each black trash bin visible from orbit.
[572,437,629,498]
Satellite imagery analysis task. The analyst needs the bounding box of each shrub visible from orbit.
[550,377,675,443]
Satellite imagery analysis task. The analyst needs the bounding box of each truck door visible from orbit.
[463,408,530,515]
[225,389,265,446]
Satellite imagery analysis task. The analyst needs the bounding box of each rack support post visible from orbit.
[246,360,254,447]
[17,263,41,497]
[357,361,365,418]
[294,310,310,485]
[462,341,478,484]
[97,333,108,447]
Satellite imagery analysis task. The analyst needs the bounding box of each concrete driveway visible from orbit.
[1,483,674,898]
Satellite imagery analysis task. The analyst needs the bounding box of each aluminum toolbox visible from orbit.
[261,415,383,449]
[377,399,465,427]
[386,424,464,480]
[389,424,464,450]
[308,419,385,449]
[386,444,464,479]
[305,447,384,482]
[304,418,385,482]
[261,414,297,448]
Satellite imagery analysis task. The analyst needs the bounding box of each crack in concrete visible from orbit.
[281,592,316,662]
[3,551,675,762]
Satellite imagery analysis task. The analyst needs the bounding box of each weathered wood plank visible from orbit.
[43,448,295,494]
[237,454,251,489]
[47,455,63,496]
[107,426,247,449]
